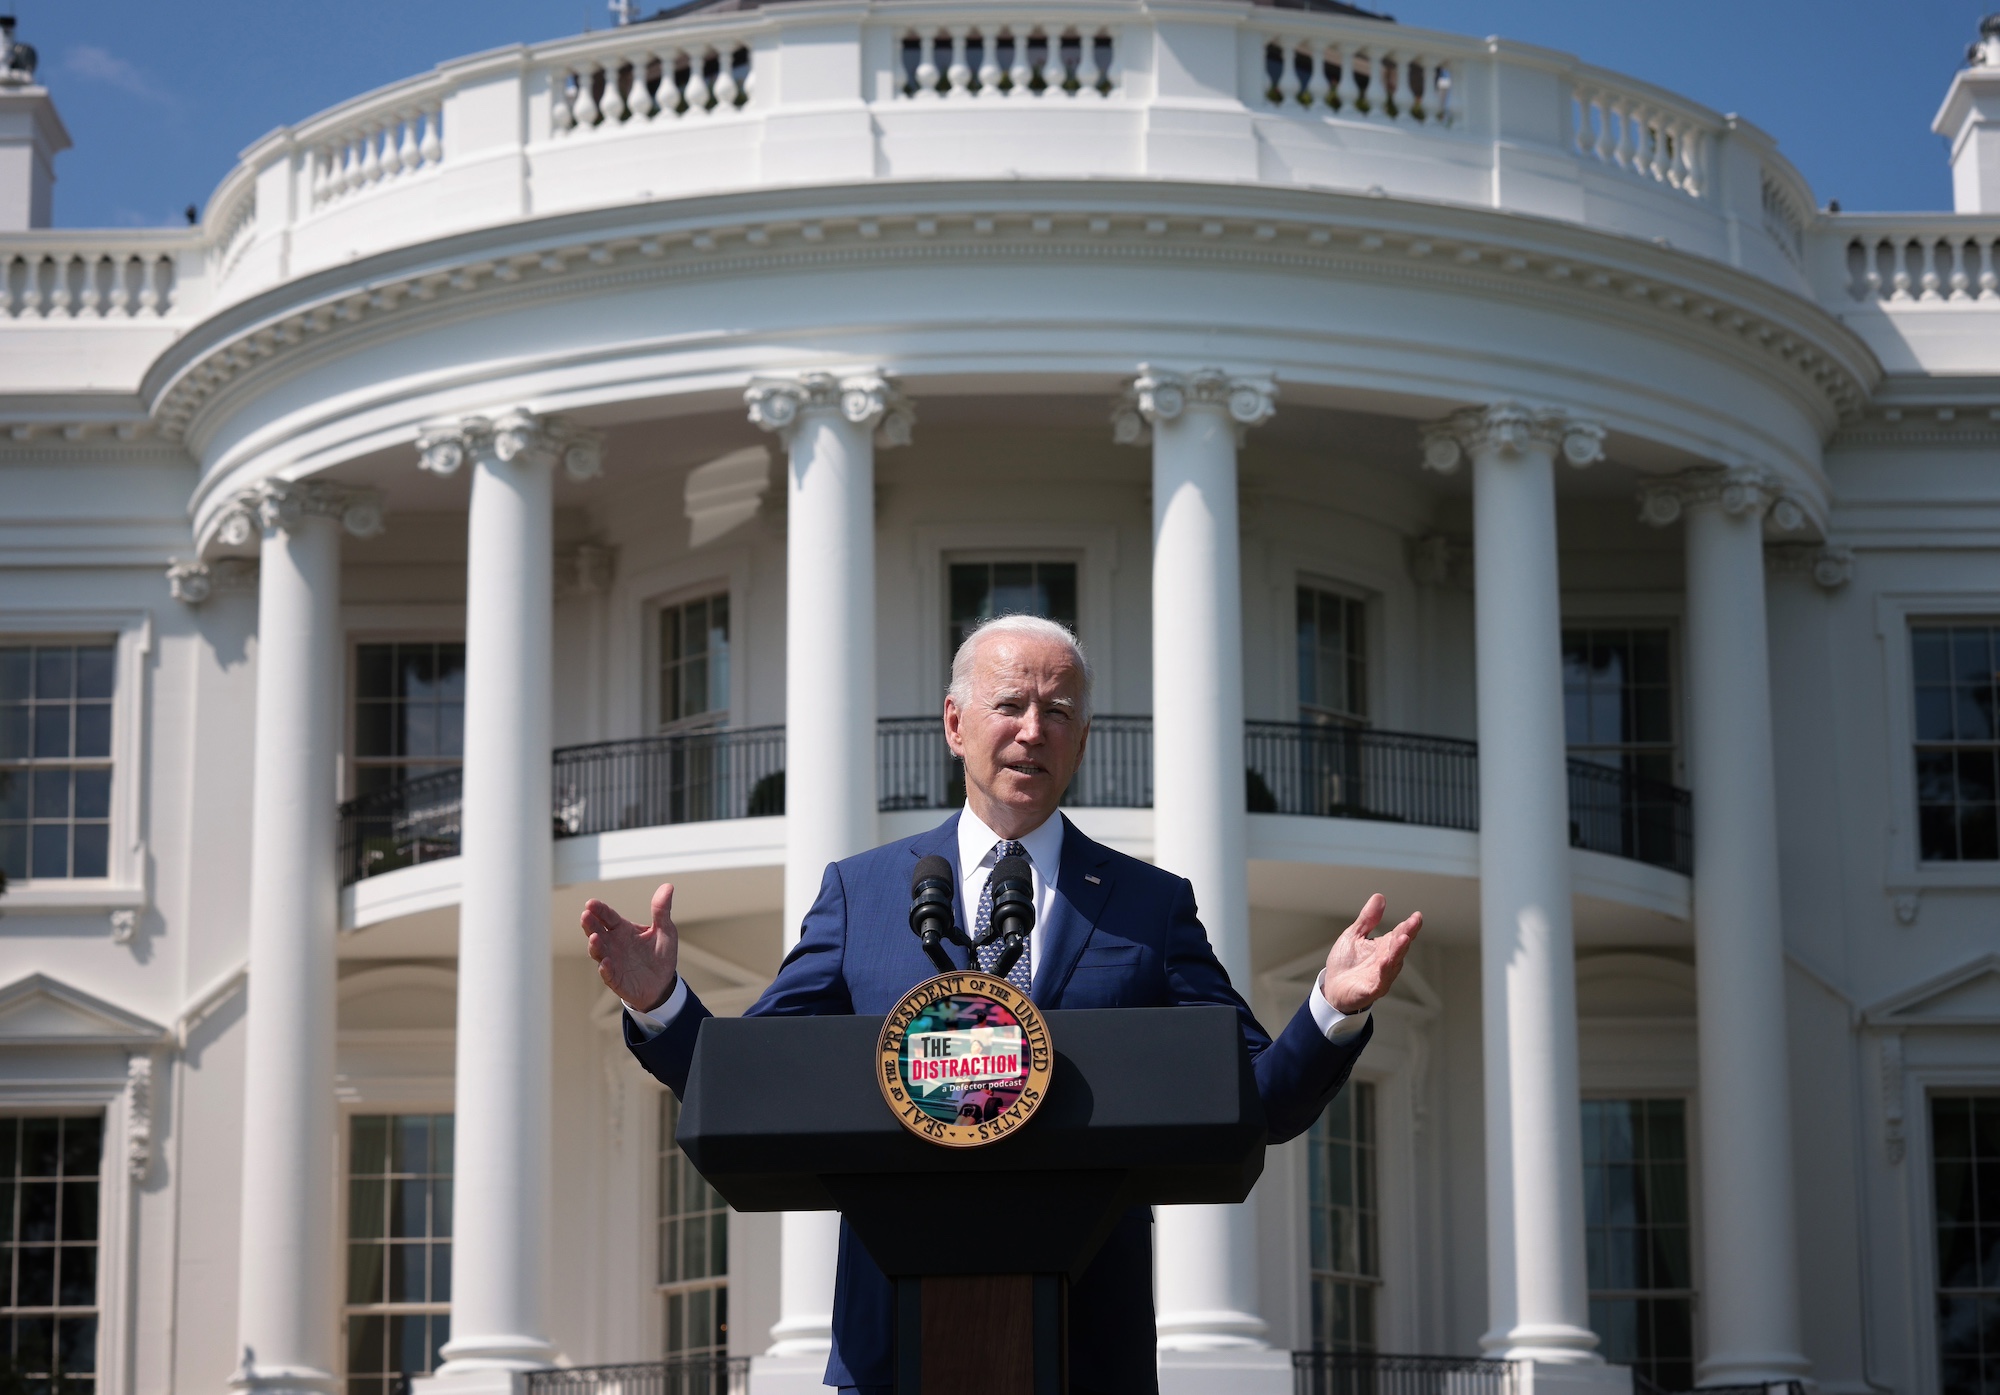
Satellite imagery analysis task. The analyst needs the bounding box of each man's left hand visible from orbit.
[1322,894,1422,1014]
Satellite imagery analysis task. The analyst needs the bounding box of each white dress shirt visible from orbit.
[625,805,1369,1044]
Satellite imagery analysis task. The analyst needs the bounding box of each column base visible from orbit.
[410,1371,531,1395]
[228,1362,339,1395]
[747,1353,835,1393]
[1156,1346,1292,1395]
[1514,1359,1634,1395]
[1697,1353,1813,1387]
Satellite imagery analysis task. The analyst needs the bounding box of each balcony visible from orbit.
[335,718,1691,887]
[1293,1353,1518,1395]
[523,1358,749,1395]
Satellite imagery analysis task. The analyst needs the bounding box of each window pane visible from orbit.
[0,650,28,702]
[72,824,108,879]
[73,649,114,702]
[1585,1098,1693,1390]
[1298,587,1369,724]
[1936,1099,2000,1395]
[33,650,72,701]
[72,705,110,760]
[1,1116,104,1366]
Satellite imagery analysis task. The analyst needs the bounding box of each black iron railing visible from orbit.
[1293,1351,1518,1395]
[522,1358,749,1395]
[336,717,1693,886]
[1632,1377,1807,1395]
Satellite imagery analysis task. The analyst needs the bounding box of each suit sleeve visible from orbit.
[624,860,856,1097]
[1160,875,1373,1145]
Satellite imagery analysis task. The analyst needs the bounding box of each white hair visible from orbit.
[947,614,1093,720]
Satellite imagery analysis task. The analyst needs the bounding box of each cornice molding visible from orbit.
[1418,401,1606,473]
[1112,364,1276,446]
[414,408,605,481]
[744,370,914,448]
[143,191,1877,449]
[204,478,385,555]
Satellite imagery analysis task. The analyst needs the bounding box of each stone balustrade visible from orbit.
[1837,216,2000,302]
[0,236,185,318]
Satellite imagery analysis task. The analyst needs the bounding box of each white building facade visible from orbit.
[0,3,1996,1393]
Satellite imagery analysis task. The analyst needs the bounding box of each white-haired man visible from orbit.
[582,613,1420,1395]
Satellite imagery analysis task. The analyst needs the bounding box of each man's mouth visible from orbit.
[1004,762,1048,777]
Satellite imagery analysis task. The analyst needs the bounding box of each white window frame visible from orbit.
[0,611,152,917]
[913,525,1118,715]
[340,625,469,804]
[1874,593,2000,889]
[1257,543,1410,727]
[607,553,752,742]
[1290,575,1378,728]
[649,589,736,736]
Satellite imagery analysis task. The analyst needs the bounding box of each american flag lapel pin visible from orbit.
[1084,874,1101,884]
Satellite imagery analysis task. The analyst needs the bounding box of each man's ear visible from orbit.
[943,697,965,756]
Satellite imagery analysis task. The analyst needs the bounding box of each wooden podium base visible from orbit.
[894,1273,1066,1395]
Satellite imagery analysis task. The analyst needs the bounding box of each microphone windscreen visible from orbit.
[913,854,954,894]
[992,855,1033,891]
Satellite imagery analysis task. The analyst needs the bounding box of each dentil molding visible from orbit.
[205,479,386,554]
[1111,365,1277,446]
[415,407,605,482]
[744,370,915,448]
[1418,401,1606,473]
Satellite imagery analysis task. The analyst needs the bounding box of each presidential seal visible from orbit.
[877,972,1054,1148]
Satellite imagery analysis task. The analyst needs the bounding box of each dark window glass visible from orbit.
[659,1094,728,1358]
[658,596,730,730]
[1307,1081,1377,1352]
[1561,629,1676,787]
[350,644,465,799]
[1583,1099,1694,1391]
[0,1115,103,1395]
[946,562,1079,672]
[1913,626,2000,860]
[0,645,115,882]
[1935,1096,2000,1395]
[345,1114,452,1395]
[1298,587,1368,726]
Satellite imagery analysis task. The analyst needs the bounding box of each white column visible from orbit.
[229,480,384,1395]
[1422,403,1605,1365]
[414,412,602,1384]
[1640,469,1809,1385]
[746,371,910,1375]
[1118,367,1287,1389]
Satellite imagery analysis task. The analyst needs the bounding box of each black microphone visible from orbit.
[910,855,964,975]
[986,854,1036,979]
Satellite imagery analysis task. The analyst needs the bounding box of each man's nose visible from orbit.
[1016,707,1044,743]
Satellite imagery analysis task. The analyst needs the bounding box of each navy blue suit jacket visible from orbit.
[626,813,1372,1393]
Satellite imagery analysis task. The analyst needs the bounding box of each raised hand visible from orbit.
[581,882,680,1012]
[1321,893,1422,1014]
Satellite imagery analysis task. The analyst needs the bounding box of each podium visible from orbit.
[677,1004,1269,1395]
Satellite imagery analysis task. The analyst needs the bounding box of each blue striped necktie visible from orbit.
[974,840,1034,992]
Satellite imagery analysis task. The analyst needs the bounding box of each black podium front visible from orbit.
[677,1004,1268,1395]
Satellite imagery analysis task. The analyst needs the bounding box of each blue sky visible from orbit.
[15,0,1991,228]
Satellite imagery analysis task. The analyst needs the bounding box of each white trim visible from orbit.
[1261,542,1414,728]
[911,524,1121,715]
[0,611,155,915]
[1873,592,2000,889]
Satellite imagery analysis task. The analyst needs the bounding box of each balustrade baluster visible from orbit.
[1891,240,1915,300]
[77,257,101,318]
[1076,29,1102,96]
[1335,45,1359,113]
[553,73,578,131]
[630,54,659,119]
[713,50,741,108]
[1591,94,1614,164]
[1307,41,1332,109]
[1,256,17,318]
[361,126,384,184]
[1947,239,1972,300]
[977,30,1002,96]
[1276,39,1302,106]
[947,28,972,98]
[421,104,443,162]
[1921,238,1943,300]
[1008,28,1032,94]
[1980,238,1999,300]
[1381,49,1403,119]
[396,112,419,172]
[915,32,940,97]
[602,61,629,123]
[47,254,71,318]
[575,66,602,126]
[684,48,712,112]
[1042,27,1069,94]
[138,254,161,315]
[1352,45,1377,115]
[1648,112,1669,183]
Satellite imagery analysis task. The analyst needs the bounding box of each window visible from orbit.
[1583,1099,1694,1391]
[1934,1095,2000,1395]
[352,644,465,800]
[1306,1081,1377,1352]
[1914,625,2000,861]
[658,1094,727,1359]
[345,1114,452,1395]
[0,1115,102,1395]
[0,644,114,882]
[659,595,730,731]
[1561,629,1675,785]
[947,562,1078,663]
[1297,587,1367,726]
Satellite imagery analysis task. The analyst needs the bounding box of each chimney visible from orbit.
[1937,14,2000,213]
[0,17,71,229]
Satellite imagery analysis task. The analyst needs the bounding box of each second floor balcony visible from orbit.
[334,716,1692,889]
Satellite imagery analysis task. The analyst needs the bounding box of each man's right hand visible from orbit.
[581,883,680,1012]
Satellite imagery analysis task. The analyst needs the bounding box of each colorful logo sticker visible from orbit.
[877,972,1054,1148]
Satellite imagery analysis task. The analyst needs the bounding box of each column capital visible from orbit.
[167,556,258,606]
[1112,365,1277,445]
[212,480,386,550]
[1635,466,1807,531]
[415,408,605,482]
[1767,541,1854,590]
[744,370,915,448]
[1419,401,1605,474]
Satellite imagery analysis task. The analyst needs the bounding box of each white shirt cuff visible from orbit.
[1308,971,1370,1042]
[624,977,688,1041]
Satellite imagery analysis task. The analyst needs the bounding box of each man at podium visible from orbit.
[581,614,1421,1395]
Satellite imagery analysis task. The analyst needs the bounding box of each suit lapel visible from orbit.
[1032,814,1116,1003]
[907,812,972,971]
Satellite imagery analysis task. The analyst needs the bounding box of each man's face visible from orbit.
[943,633,1090,835]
